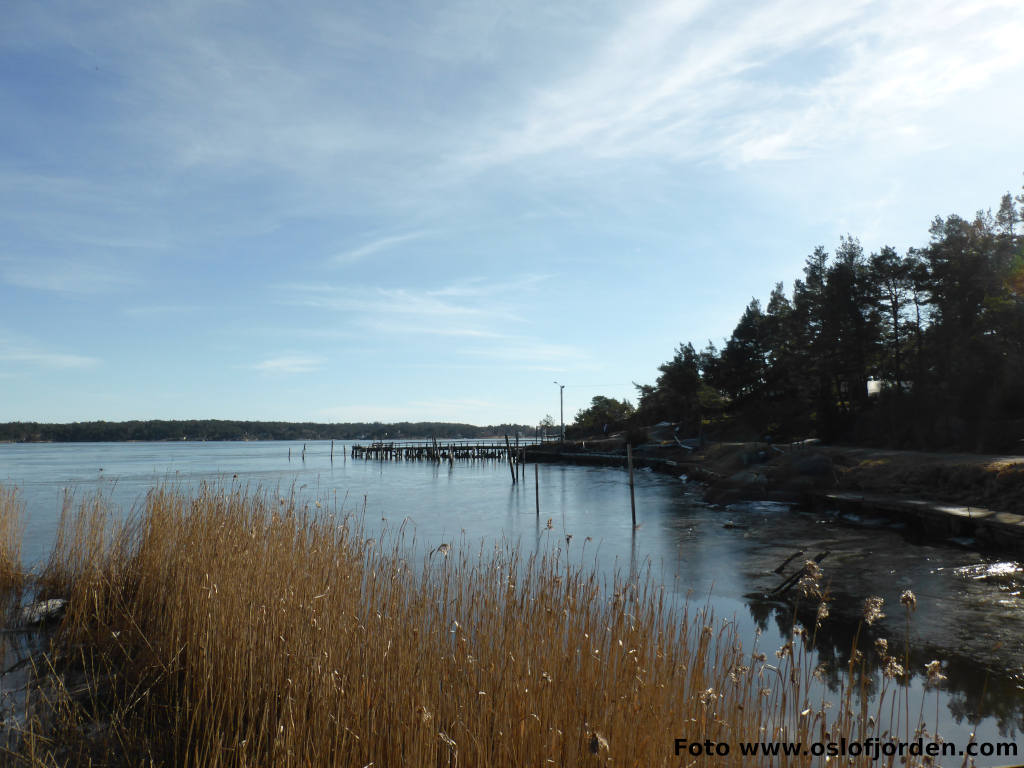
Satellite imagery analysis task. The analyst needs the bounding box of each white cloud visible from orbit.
[283,278,534,323]
[8,0,1023,227]
[455,0,1024,171]
[427,274,550,298]
[332,230,434,264]
[0,171,173,254]
[278,276,582,371]
[290,285,491,319]
[363,322,506,339]
[0,255,138,294]
[1,351,98,368]
[0,333,99,369]
[252,355,325,374]
[123,305,200,316]
[457,339,587,365]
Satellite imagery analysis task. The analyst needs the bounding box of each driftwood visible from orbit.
[767,551,829,598]
[773,550,805,574]
[18,598,67,626]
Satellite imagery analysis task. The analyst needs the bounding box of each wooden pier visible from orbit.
[350,438,537,463]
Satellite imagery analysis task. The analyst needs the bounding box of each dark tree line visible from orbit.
[567,396,636,439]
[631,180,1024,451]
[0,420,534,443]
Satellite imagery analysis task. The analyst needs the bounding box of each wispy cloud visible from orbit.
[363,322,506,339]
[332,230,433,265]
[455,0,1024,171]
[0,255,138,294]
[9,0,1021,229]
[6,351,98,368]
[284,279,533,324]
[0,171,173,255]
[277,275,580,372]
[427,274,550,298]
[279,276,576,369]
[251,355,325,374]
[457,339,587,365]
[289,285,490,319]
[285,274,551,325]
[123,304,200,317]
[0,333,99,369]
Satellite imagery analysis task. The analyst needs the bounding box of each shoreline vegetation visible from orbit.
[572,179,1024,453]
[1,486,949,767]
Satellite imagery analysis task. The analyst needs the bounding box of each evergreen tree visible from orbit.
[636,343,703,432]
[629,175,1024,449]
[572,396,636,434]
[868,246,911,391]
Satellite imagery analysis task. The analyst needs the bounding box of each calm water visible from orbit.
[2,441,1022,760]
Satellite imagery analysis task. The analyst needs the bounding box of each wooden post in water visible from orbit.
[288,446,291,462]
[504,435,516,484]
[330,439,334,462]
[627,443,636,527]
[534,463,539,516]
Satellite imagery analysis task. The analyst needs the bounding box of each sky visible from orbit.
[2,0,1023,426]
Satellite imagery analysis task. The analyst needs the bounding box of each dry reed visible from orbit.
[5,485,943,766]
[0,485,24,599]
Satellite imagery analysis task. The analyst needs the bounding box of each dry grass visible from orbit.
[4,485,941,766]
[0,485,24,599]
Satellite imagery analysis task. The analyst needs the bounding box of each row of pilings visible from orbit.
[350,439,537,463]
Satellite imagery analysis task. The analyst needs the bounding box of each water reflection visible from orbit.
[746,598,1023,738]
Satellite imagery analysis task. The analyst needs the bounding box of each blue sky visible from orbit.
[2,0,1023,426]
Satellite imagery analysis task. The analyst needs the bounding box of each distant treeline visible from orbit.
[576,179,1024,451]
[0,420,535,444]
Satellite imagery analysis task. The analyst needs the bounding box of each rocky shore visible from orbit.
[526,438,1024,554]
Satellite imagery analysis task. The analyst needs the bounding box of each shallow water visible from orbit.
[1,441,1021,761]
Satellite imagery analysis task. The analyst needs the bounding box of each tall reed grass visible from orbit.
[5,485,942,766]
[0,485,24,599]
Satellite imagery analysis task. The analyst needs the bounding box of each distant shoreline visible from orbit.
[0,419,536,444]
[0,437,519,445]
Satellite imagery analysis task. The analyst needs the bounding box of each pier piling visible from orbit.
[349,438,537,467]
[627,443,636,527]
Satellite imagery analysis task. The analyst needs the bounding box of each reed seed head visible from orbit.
[862,596,885,626]
[900,589,917,612]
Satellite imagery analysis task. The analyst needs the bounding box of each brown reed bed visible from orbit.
[0,486,24,599]
[1,484,943,766]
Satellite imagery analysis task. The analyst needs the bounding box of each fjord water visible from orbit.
[2,440,1022,755]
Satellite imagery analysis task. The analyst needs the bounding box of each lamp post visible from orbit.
[553,381,565,442]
